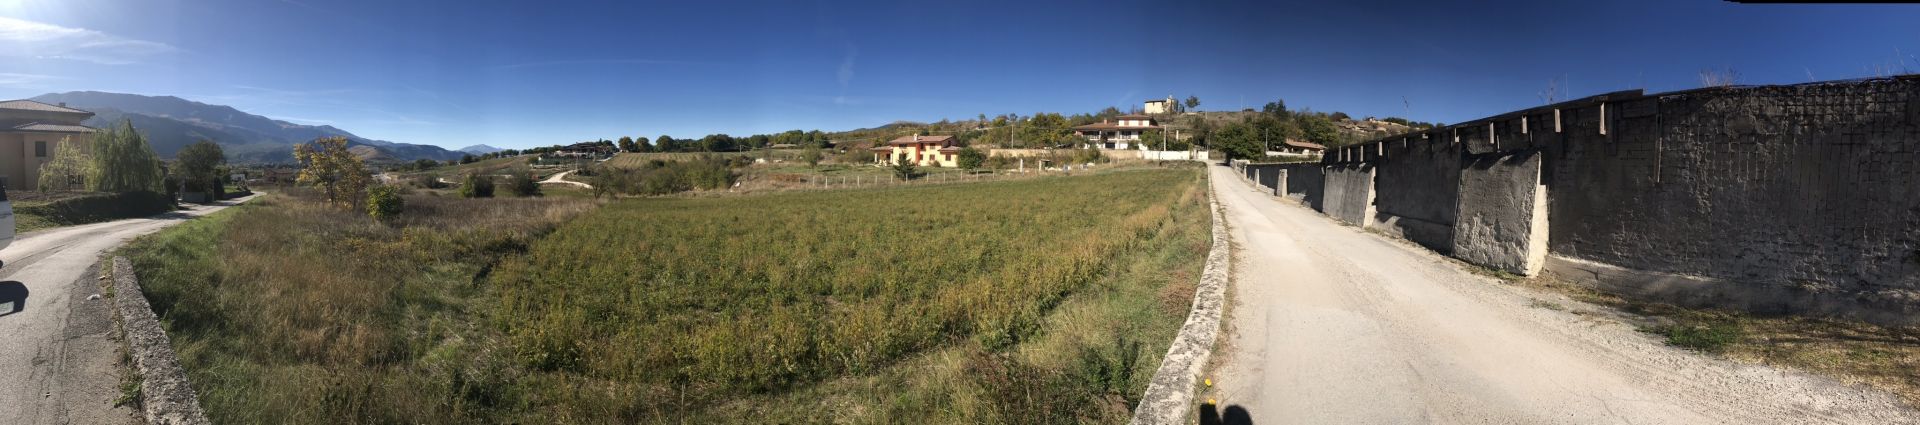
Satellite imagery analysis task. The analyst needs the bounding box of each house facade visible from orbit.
[1269,139,1326,156]
[1072,114,1161,150]
[0,100,95,190]
[870,134,961,167]
[1144,96,1175,114]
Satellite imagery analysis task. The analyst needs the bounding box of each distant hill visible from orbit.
[459,144,505,154]
[29,91,465,164]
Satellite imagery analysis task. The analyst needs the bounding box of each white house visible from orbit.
[1072,114,1161,150]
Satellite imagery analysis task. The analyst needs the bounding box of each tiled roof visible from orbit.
[1072,121,1161,131]
[0,100,92,114]
[1115,114,1153,120]
[1282,139,1326,150]
[886,135,955,146]
[11,122,95,133]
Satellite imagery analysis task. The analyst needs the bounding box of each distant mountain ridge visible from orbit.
[28,91,463,163]
[460,144,505,154]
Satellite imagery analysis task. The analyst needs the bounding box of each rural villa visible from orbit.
[1073,114,1161,150]
[871,134,961,167]
[0,100,95,189]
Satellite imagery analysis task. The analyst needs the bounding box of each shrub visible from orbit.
[508,172,541,197]
[461,173,495,198]
[892,162,919,180]
[956,147,986,170]
[366,185,404,220]
[16,191,173,227]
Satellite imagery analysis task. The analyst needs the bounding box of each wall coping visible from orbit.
[1130,170,1232,424]
[110,256,211,425]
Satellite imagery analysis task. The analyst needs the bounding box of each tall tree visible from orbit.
[634,136,652,153]
[294,136,371,210]
[36,136,91,191]
[174,140,227,193]
[89,119,164,193]
[1184,95,1201,112]
[656,135,677,152]
[617,136,636,153]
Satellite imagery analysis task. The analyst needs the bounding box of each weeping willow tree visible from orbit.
[88,119,164,193]
[35,136,93,191]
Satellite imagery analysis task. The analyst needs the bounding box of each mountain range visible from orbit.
[28,91,465,163]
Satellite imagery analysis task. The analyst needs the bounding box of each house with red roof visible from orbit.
[870,134,963,167]
[1071,114,1161,150]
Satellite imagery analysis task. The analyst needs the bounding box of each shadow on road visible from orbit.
[1198,403,1254,425]
[0,281,26,318]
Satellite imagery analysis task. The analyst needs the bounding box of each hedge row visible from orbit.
[17,191,176,226]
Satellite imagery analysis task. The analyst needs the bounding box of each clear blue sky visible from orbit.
[0,0,1915,149]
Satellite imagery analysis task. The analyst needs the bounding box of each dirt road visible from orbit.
[1206,165,1916,424]
[0,196,253,425]
[541,170,591,188]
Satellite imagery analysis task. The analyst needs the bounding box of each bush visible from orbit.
[892,162,920,180]
[366,185,404,220]
[460,173,495,198]
[508,172,542,197]
[16,190,173,227]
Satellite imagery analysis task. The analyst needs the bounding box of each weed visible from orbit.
[1658,319,1745,353]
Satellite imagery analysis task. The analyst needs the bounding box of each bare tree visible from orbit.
[1699,67,1740,88]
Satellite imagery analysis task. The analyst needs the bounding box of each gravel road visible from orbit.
[1206,165,1918,424]
[0,196,252,425]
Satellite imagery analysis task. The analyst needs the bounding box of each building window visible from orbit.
[34,141,46,157]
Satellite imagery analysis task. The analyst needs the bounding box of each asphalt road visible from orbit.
[0,195,252,425]
[1205,165,1918,424]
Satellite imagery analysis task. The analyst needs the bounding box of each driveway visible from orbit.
[540,170,591,189]
[1204,165,1916,424]
[0,195,254,425]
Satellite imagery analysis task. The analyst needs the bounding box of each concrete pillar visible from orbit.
[1451,151,1550,276]
[1274,170,1287,197]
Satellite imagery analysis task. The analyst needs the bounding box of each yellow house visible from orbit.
[0,100,95,190]
[870,135,962,168]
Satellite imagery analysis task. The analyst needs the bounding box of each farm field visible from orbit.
[490,166,1209,422]
[119,166,1209,423]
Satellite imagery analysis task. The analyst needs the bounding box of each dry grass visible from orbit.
[120,189,594,423]
[1520,273,1920,408]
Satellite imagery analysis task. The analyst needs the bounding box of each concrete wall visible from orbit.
[1320,164,1375,226]
[1539,80,1920,318]
[1370,136,1462,253]
[1450,150,1549,276]
[1273,77,1920,323]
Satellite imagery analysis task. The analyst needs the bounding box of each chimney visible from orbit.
[913,134,919,142]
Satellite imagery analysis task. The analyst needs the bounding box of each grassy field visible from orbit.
[120,166,1209,423]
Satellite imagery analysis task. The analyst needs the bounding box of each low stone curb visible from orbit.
[109,256,211,425]
[1130,171,1232,425]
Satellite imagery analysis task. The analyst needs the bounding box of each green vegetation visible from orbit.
[120,167,1208,423]
[1658,320,1745,353]
[89,119,166,193]
[14,191,175,233]
[121,191,595,423]
[172,140,227,195]
[460,173,495,198]
[506,172,541,197]
[365,185,403,219]
[36,136,90,191]
[587,157,738,196]
[490,167,1206,421]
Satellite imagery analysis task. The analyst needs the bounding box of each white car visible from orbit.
[0,184,13,255]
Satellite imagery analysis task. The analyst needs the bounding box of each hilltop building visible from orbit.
[871,134,962,167]
[1144,96,1176,114]
[1072,114,1162,150]
[0,100,95,190]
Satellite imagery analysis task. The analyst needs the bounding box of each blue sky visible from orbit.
[0,0,1915,149]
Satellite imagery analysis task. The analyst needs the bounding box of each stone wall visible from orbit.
[1281,77,1920,323]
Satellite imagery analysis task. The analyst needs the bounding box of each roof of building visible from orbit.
[11,122,95,133]
[1072,120,1162,131]
[1145,99,1172,104]
[1115,114,1153,120]
[0,100,92,115]
[1282,139,1327,151]
[886,135,955,146]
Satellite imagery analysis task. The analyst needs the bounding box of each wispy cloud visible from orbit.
[491,58,703,70]
[0,72,65,87]
[837,44,857,88]
[0,16,177,65]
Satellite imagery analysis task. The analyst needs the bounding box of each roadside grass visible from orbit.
[118,190,594,423]
[488,166,1207,421]
[1522,273,1920,407]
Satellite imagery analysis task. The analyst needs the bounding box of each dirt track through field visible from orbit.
[1205,165,1917,424]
